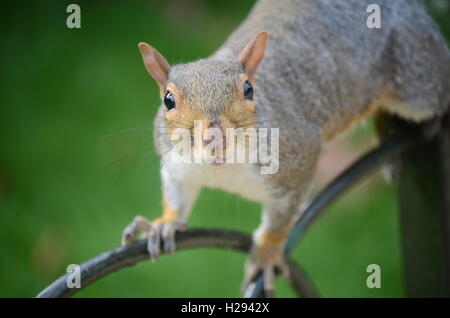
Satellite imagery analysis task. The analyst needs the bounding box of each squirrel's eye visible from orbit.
[164,91,176,110]
[243,81,253,100]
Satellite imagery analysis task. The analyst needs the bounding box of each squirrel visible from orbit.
[122,0,450,295]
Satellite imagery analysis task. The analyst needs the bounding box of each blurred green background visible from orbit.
[0,0,449,297]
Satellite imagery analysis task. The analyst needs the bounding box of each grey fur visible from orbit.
[150,0,450,286]
[155,0,449,225]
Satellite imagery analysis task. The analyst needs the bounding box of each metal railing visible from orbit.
[37,115,450,298]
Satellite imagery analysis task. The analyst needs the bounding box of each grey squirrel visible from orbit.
[121,0,450,295]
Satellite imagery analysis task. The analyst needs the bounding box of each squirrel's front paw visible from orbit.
[121,215,185,262]
[243,242,290,297]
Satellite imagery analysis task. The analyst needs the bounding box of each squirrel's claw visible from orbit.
[161,223,177,254]
[121,215,150,246]
[121,215,183,262]
[242,245,290,297]
[146,223,162,262]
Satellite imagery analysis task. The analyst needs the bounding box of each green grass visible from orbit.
[0,0,448,297]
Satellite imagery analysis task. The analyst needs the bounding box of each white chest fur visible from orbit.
[163,159,270,204]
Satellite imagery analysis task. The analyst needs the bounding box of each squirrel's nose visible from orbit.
[202,120,227,148]
[208,120,221,128]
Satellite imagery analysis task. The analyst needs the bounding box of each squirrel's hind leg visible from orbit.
[242,127,321,295]
[243,199,303,296]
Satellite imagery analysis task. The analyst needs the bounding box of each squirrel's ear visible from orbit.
[138,42,170,90]
[239,32,268,82]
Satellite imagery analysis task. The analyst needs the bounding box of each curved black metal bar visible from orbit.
[36,228,317,298]
[37,125,419,298]
[245,131,417,297]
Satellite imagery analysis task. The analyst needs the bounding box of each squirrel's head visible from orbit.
[138,32,268,155]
